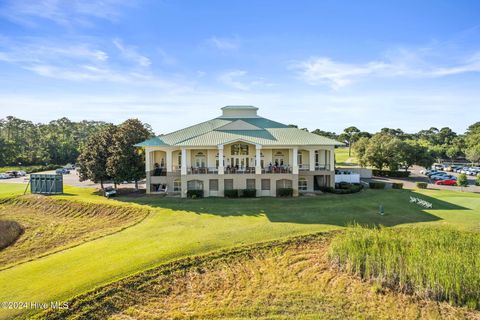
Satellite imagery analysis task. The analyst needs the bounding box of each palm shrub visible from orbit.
[457,173,468,187]
[330,226,480,309]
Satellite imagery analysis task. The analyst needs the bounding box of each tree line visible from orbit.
[0,116,110,166]
[306,123,480,171]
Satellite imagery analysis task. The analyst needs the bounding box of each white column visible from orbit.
[309,149,315,171]
[166,149,172,172]
[181,148,187,175]
[255,144,262,174]
[218,145,224,174]
[292,147,299,174]
[145,148,151,173]
[329,148,335,171]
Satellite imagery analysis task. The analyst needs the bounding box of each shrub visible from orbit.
[369,182,386,189]
[457,173,468,187]
[372,170,410,178]
[330,226,480,309]
[476,175,480,186]
[277,188,293,197]
[224,189,239,198]
[186,190,203,198]
[241,189,256,198]
[391,183,403,189]
[323,183,363,194]
[416,182,428,189]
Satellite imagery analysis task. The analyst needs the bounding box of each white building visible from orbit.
[136,106,343,197]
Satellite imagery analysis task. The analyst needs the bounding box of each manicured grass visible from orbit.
[38,234,478,320]
[0,184,28,199]
[0,196,148,269]
[330,226,480,309]
[0,184,480,318]
[335,147,358,166]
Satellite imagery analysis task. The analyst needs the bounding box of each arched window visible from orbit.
[298,178,307,191]
[173,179,181,192]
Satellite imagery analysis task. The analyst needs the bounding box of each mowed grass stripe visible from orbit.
[0,184,479,318]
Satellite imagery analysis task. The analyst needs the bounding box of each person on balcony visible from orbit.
[153,163,163,176]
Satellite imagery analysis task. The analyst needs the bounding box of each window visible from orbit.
[231,144,249,155]
[194,152,206,168]
[315,150,319,166]
[209,179,219,191]
[298,178,308,191]
[246,179,255,189]
[276,179,292,189]
[297,152,303,165]
[187,180,203,190]
[261,179,270,190]
[173,179,181,192]
[178,153,182,166]
[224,179,233,190]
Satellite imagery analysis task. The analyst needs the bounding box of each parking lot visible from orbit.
[0,169,145,190]
[368,165,480,193]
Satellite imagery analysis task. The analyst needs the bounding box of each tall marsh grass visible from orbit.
[330,226,480,309]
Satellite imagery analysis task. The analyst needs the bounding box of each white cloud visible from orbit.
[113,38,151,67]
[218,70,250,90]
[207,36,240,50]
[291,49,480,89]
[1,0,135,27]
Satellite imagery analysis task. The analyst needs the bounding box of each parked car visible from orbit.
[17,171,26,176]
[427,171,447,178]
[433,164,444,170]
[435,179,457,186]
[431,174,456,181]
[0,173,10,179]
[55,168,70,174]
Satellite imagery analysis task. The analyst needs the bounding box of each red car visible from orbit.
[435,179,457,186]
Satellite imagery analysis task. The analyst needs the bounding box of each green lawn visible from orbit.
[335,147,358,166]
[1,183,480,318]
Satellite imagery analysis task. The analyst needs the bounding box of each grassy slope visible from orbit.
[0,196,148,268]
[38,234,479,320]
[0,184,479,318]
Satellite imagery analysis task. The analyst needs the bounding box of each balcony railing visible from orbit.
[224,167,256,174]
[315,164,331,171]
[187,167,219,174]
[298,164,310,171]
[262,166,292,174]
[149,169,166,177]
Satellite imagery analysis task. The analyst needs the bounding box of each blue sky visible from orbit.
[0,0,479,134]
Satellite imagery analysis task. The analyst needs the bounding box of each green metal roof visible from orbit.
[137,116,343,147]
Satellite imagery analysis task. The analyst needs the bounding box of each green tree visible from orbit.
[77,125,118,189]
[107,119,153,190]
[340,126,361,157]
[362,134,402,170]
[457,173,468,187]
[466,145,480,164]
[352,137,370,167]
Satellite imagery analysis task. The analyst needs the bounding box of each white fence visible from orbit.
[335,173,360,183]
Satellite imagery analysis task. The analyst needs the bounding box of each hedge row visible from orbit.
[392,183,404,189]
[372,170,410,178]
[277,188,293,197]
[369,182,386,189]
[321,183,364,194]
[186,190,204,198]
[223,189,257,198]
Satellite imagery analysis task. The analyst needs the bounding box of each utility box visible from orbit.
[30,174,63,195]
